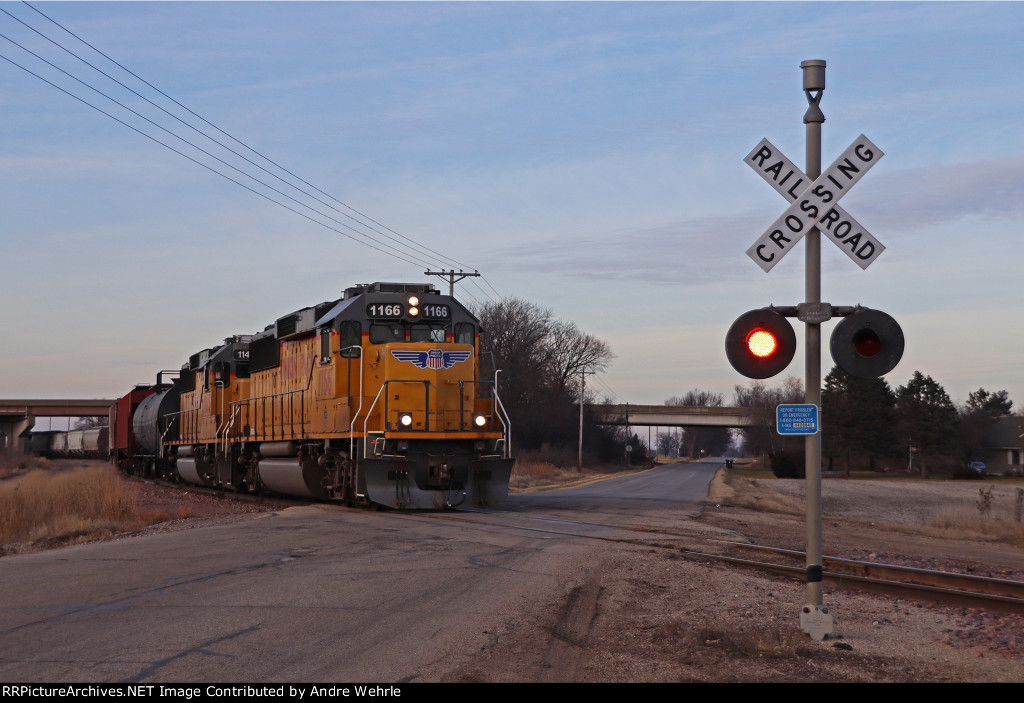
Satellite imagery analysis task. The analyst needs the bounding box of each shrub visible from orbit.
[770,452,805,479]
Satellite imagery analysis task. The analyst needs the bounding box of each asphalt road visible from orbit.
[0,460,721,682]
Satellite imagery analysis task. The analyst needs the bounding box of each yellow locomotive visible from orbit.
[146,282,511,509]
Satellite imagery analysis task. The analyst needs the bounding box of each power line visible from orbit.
[0,48,430,268]
[0,28,453,271]
[591,374,625,404]
[4,2,498,295]
[22,1,482,274]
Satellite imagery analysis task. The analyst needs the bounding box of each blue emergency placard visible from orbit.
[776,404,819,435]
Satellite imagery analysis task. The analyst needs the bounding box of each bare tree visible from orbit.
[474,297,616,456]
[665,390,730,458]
[546,321,614,396]
[733,377,804,460]
[73,416,109,429]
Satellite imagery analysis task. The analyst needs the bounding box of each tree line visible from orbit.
[471,295,1015,474]
[661,370,1015,477]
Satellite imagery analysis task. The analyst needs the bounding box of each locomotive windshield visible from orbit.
[369,322,447,344]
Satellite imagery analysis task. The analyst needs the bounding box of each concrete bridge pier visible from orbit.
[0,416,35,452]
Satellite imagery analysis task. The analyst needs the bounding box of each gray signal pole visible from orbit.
[799,59,832,639]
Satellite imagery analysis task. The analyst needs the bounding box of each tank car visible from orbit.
[124,282,512,509]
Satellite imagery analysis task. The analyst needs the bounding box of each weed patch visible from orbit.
[0,465,175,550]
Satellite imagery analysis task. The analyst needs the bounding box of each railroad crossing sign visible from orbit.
[745,135,885,272]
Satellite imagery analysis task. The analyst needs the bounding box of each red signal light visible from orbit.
[726,309,796,379]
[746,328,779,358]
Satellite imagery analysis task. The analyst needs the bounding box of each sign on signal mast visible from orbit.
[744,136,885,272]
[776,404,819,435]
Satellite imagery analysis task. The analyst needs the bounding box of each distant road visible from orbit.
[505,458,722,513]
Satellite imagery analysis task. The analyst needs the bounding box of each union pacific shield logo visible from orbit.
[391,349,471,370]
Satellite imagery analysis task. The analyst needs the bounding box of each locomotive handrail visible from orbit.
[493,369,511,457]
[215,389,229,456]
[362,384,388,459]
[162,407,198,444]
[230,387,307,441]
[220,403,242,454]
[487,386,511,458]
[159,414,178,446]
[339,345,364,463]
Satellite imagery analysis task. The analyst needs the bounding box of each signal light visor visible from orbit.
[830,308,903,379]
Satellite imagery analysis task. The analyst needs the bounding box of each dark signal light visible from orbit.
[726,308,797,379]
[830,308,904,379]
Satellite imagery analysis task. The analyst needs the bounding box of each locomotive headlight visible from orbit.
[408,296,419,307]
[399,412,414,427]
[408,306,419,317]
[473,413,488,428]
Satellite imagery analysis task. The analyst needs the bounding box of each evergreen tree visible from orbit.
[895,372,957,477]
[958,388,1013,463]
[821,366,897,476]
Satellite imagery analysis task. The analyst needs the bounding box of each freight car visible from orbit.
[114,282,512,509]
[24,427,109,458]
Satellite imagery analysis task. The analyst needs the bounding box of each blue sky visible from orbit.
[1,1,1022,413]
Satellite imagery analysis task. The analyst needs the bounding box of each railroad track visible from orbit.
[686,541,1024,615]
[411,508,1024,615]
[122,477,1024,616]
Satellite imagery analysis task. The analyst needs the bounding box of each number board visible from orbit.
[366,303,404,319]
[420,304,450,319]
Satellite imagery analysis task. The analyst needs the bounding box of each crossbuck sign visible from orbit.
[744,135,885,272]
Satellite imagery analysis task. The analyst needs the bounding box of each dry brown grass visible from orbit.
[712,470,805,516]
[924,506,1024,546]
[0,451,50,480]
[713,468,1024,546]
[0,465,177,550]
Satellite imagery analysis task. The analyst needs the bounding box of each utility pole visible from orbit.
[424,269,480,298]
[578,369,593,472]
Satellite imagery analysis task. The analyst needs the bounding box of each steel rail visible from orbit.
[687,543,1024,615]
[716,541,1024,599]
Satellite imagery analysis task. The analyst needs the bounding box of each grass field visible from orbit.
[0,460,178,550]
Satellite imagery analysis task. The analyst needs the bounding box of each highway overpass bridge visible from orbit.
[0,399,114,450]
[593,404,756,428]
